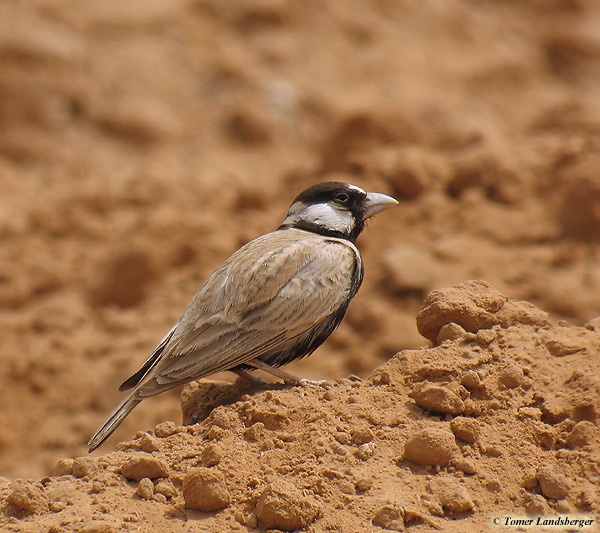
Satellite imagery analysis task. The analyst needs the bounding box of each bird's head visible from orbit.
[280,182,398,242]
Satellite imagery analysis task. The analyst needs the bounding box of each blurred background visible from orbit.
[1,0,600,478]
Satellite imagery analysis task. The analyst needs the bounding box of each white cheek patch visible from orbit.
[284,202,355,233]
[285,201,308,218]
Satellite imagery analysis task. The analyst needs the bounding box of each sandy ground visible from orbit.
[1,282,599,532]
[1,0,600,531]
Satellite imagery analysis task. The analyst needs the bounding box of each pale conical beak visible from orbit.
[363,192,399,219]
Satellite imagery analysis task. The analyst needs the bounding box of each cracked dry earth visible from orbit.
[1,281,598,532]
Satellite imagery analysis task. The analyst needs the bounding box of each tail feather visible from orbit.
[88,394,142,452]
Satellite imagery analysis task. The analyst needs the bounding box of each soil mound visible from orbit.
[2,282,598,532]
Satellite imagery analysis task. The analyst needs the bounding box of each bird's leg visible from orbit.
[231,369,267,385]
[244,359,302,384]
[244,359,326,387]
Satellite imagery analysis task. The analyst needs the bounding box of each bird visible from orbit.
[88,182,398,451]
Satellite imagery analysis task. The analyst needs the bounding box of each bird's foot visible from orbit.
[297,378,328,388]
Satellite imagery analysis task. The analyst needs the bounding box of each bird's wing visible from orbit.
[135,230,360,397]
[119,325,176,391]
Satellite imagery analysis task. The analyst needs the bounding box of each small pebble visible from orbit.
[335,431,351,445]
[526,494,551,516]
[351,427,375,444]
[555,499,572,514]
[542,332,585,357]
[486,479,501,492]
[89,481,104,494]
[475,328,496,345]
[244,422,265,441]
[584,317,600,331]
[517,407,543,420]
[152,493,168,504]
[245,512,259,528]
[521,474,538,490]
[338,480,355,494]
[49,501,66,513]
[208,425,225,440]
[356,442,375,460]
[209,407,236,429]
[369,370,392,385]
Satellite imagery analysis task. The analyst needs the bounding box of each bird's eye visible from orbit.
[334,192,350,203]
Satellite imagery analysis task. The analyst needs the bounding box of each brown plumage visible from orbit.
[88,182,397,451]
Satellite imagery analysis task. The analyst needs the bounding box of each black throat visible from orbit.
[278,219,365,244]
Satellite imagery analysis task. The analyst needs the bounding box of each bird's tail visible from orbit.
[88,393,142,452]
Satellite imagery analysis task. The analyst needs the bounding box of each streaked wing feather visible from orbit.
[135,229,359,397]
[151,331,288,387]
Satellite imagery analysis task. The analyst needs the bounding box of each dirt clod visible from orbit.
[6,481,49,515]
[182,468,230,512]
[80,521,116,533]
[53,459,74,476]
[372,503,405,531]
[120,455,169,481]
[255,479,321,531]
[201,443,224,467]
[498,365,523,388]
[72,457,98,478]
[536,465,570,500]
[434,478,475,514]
[566,421,596,448]
[412,382,465,415]
[452,458,477,475]
[138,433,160,453]
[436,323,467,344]
[134,478,155,500]
[153,422,179,438]
[403,428,458,466]
[450,417,480,443]
[417,280,550,342]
